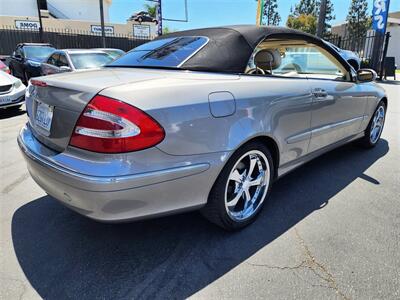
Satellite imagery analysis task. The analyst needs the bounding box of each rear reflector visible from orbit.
[69,95,165,153]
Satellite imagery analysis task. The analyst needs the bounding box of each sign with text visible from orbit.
[90,25,114,35]
[372,0,390,34]
[133,24,150,38]
[15,20,40,30]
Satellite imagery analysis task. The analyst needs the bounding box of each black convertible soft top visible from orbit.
[158,25,348,73]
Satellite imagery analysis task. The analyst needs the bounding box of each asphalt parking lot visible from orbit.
[0,82,399,300]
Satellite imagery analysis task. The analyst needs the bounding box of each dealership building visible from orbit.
[0,0,157,38]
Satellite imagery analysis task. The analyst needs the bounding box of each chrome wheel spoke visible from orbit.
[224,150,271,221]
[230,169,243,183]
[227,189,243,208]
[370,106,385,144]
[248,155,258,178]
[249,172,264,186]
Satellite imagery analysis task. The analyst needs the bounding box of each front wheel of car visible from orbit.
[201,141,274,230]
[359,100,386,148]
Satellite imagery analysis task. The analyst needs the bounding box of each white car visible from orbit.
[0,71,26,110]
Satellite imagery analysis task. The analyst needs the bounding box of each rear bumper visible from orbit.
[18,125,227,222]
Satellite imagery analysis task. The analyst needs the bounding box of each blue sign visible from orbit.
[372,0,390,34]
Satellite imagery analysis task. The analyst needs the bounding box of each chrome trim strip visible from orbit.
[311,116,365,137]
[286,131,312,144]
[177,36,210,68]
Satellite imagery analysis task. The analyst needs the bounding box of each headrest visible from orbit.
[254,49,281,70]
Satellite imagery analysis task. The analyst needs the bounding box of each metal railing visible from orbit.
[325,31,391,76]
[0,26,152,55]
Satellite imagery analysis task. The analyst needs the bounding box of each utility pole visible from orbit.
[99,0,106,47]
[316,0,327,37]
[36,0,44,42]
[157,0,162,36]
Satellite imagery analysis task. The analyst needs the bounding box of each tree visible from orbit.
[286,14,317,34]
[287,0,335,35]
[262,0,281,26]
[346,0,370,38]
[144,3,157,18]
[292,0,318,16]
[162,26,176,34]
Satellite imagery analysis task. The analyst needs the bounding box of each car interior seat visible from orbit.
[254,49,282,74]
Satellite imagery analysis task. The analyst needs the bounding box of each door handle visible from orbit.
[312,88,328,99]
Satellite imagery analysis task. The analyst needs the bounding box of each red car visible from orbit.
[0,60,10,74]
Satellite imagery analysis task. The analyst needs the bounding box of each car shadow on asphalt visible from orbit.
[11,140,389,299]
[0,107,26,120]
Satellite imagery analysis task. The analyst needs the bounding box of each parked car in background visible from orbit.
[0,60,11,74]
[92,48,126,59]
[9,43,55,83]
[41,49,114,75]
[0,71,25,110]
[19,26,386,230]
[324,41,361,70]
[128,11,158,24]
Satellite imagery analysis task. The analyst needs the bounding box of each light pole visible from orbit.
[146,0,162,36]
[36,0,44,42]
[99,0,106,47]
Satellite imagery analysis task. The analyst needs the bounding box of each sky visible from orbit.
[109,0,400,30]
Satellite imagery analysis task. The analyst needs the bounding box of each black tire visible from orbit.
[358,100,386,148]
[201,141,274,231]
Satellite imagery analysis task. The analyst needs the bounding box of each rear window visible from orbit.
[108,36,208,68]
[69,53,114,69]
[24,46,55,61]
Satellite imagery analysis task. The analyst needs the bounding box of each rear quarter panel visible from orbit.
[101,73,314,167]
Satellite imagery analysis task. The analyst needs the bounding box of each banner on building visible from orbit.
[372,0,390,34]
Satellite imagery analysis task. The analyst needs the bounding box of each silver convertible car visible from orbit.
[18,26,387,230]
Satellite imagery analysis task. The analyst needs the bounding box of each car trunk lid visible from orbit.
[26,68,166,152]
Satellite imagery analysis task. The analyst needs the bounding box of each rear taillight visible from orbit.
[69,95,165,153]
[30,80,47,87]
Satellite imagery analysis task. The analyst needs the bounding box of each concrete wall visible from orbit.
[386,25,400,67]
[0,0,38,18]
[0,15,157,38]
[48,0,111,22]
[0,0,111,22]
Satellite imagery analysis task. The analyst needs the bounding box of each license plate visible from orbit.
[0,95,12,104]
[35,101,54,132]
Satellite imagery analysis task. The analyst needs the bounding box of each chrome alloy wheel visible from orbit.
[224,150,270,221]
[370,106,385,144]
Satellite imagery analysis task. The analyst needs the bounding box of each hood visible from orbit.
[0,71,18,85]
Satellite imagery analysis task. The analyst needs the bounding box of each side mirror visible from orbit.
[14,54,22,59]
[357,69,377,83]
[59,66,72,72]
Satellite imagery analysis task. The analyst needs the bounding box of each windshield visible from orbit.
[69,53,114,69]
[108,36,208,68]
[103,49,125,59]
[24,46,55,61]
